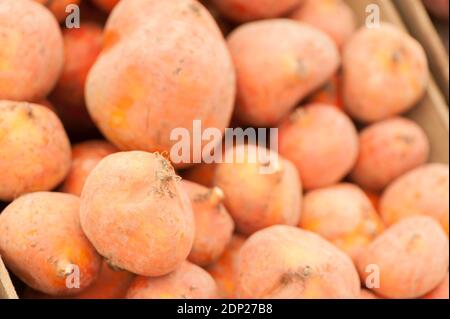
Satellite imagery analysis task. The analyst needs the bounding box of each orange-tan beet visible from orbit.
[364,189,381,212]
[0,0,63,101]
[200,0,233,36]
[351,117,430,191]
[23,261,134,299]
[182,181,234,266]
[61,140,118,196]
[126,261,218,299]
[80,151,195,277]
[63,261,133,299]
[0,192,102,296]
[278,104,359,190]
[290,0,356,49]
[343,24,428,123]
[49,22,103,137]
[34,0,81,22]
[214,144,302,235]
[206,234,246,298]
[307,73,344,110]
[300,183,384,261]
[379,163,449,234]
[179,140,225,187]
[359,289,380,299]
[0,101,71,202]
[422,273,449,299]
[77,0,108,25]
[92,0,119,12]
[181,163,217,188]
[212,0,304,22]
[86,0,235,167]
[228,19,339,126]
[236,225,361,298]
[103,0,202,48]
[102,0,226,52]
[357,216,449,299]
[36,99,56,112]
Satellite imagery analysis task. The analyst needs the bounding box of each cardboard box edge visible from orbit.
[0,256,18,299]
[393,0,449,103]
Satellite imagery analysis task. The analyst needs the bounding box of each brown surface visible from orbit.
[0,257,18,299]
[393,0,449,102]
[434,19,449,51]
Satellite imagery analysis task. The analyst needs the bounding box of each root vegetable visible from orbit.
[380,163,449,234]
[236,225,361,298]
[0,192,102,296]
[291,0,356,49]
[86,0,235,167]
[80,151,195,276]
[357,216,449,299]
[182,181,234,266]
[300,183,384,260]
[227,19,339,126]
[0,101,71,201]
[278,104,358,190]
[206,234,246,298]
[61,140,118,196]
[214,144,302,235]
[0,0,63,101]
[126,262,218,299]
[212,0,304,23]
[351,117,430,191]
[343,24,428,123]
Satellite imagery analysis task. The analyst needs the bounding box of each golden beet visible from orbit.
[61,140,118,196]
[86,0,235,167]
[92,0,119,12]
[351,117,430,191]
[291,0,356,49]
[278,104,358,190]
[0,101,71,201]
[0,192,102,296]
[212,0,304,22]
[300,183,384,261]
[357,216,449,299]
[80,151,195,276]
[380,163,449,234]
[214,144,302,235]
[0,0,63,101]
[126,262,218,299]
[206,234,246,298]
[49,22,103,137]
[343,24,428,123]
[228,19,339,126]
[236,225,360,298]
[182,181,234,267]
